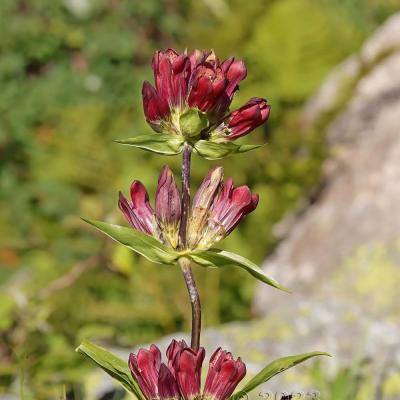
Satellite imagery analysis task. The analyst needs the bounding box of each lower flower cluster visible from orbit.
[129,339,246,400]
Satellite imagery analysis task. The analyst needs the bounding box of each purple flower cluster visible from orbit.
[119,166,257,250]
[129,340,246,400]
[142,49,270,141]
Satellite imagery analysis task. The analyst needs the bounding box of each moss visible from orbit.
[334,241,400,320]
[383,372,400,397]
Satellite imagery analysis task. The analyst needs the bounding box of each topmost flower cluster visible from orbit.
[142,49,270,142]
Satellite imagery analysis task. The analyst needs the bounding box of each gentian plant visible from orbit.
[77,49,329,400]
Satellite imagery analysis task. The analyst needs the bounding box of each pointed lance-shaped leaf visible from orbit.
[194,140,262,160]
[76,340,146,399]
[82,218,179,265]
[188,249,289,292]
[114,133,185,155]
[231,351,331,400]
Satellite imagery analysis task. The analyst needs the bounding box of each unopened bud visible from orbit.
[118,181,160,239]
[197,179,258,249]
[187,167,223,249]
[226,97,270,139]
[155,166,181,248]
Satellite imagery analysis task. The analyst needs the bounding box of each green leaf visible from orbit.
[114,133,184,155]
[231,352,331,400]
[189,249,289,292]
[76,340,145,399]
[235,144,264,153]
[194,140,262,160]
[82,218,179,265]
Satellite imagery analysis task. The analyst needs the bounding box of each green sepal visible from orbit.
[231,351,331,400]
[194,140,263,160]
[188,248,289,292]
[82,218,179,265]
[76,340,145,399]
[180,108,209,138]
[114,133,184,155]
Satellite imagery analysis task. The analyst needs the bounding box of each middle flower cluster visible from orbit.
[118,166,258,250]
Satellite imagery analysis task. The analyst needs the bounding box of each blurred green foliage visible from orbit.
[0,0,399,397]
[309,359,380,400]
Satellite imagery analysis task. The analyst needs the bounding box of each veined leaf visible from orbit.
[194,140,262,160]
[114,133,184,155]
[189,249,289,292]
[231,351,331,399]
[82,218,179,265]
[76,340,145,399]
[236,144,264,153]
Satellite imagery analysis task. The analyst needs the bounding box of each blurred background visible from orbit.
[1,0,400,398]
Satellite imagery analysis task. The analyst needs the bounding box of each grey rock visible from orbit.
[304,13,400,128]
[254,9,400,392]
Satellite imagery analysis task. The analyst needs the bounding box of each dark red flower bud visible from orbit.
[220,58,247,97]
[118,181,159,238]
[152,49,191,110]
[203,348,246,400]
[210,58,247,117]
[155,166,181,248]
[188,65,228,113]
[191,166,224,210]
[158,363,181,400]
[186,52,246,119]
[129,345,161,400]
[196,176,258,249]
[187,167,224,249]
[173,346,205,400]
[142,81,170,127]
[227,97,270,139]
[166,339,188,374]
[211,178,259,235]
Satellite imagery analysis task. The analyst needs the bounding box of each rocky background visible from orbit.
[252,11,400,398]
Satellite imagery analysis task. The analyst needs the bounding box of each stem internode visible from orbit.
[179,144,201,351]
